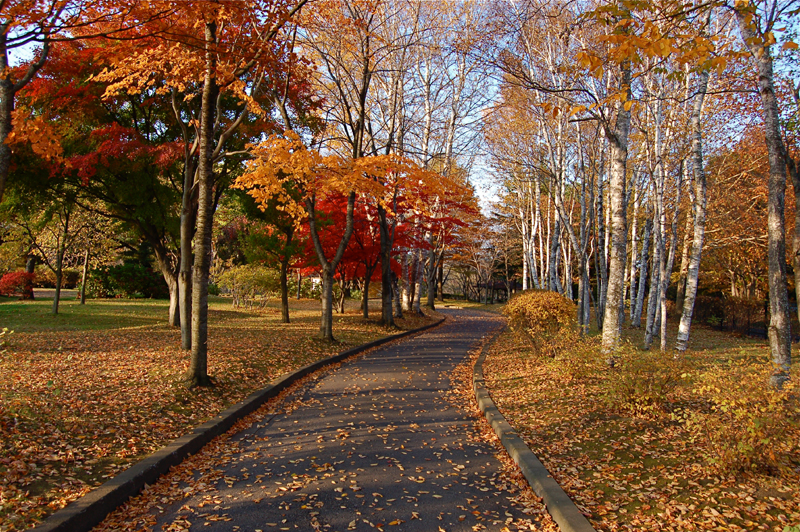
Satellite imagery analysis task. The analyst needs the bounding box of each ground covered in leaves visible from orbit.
[0,295,434,531]
[89,308,556,532]
[483,323,800,532]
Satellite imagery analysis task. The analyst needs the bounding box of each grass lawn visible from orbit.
[439,297,506,314]
[484,319,800,532]
[0,294,437,531]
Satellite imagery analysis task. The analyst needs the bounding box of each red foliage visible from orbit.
[0,272,35,299]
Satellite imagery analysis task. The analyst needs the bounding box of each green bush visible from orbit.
[287,275,320,299]
[87,263,169,299]
[503,290,576,356]
[218,264,280,308]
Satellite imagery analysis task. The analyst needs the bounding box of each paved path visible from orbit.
[135,309,543,532]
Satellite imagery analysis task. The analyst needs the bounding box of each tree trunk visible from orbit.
[628,178,639,319]
[644,213,661,348]
[595,174,608,326]
[307,191,356,341]
[52,209,70,316]
[187,21,219,388]
[736,13,791,386]
[152,241,180,327]
[362,275,370,319]
[401,251,411,312]
[659,163,684,351]
[601,64,632,354]
[790,157,800,325]
[675,69,710,355]
[297,270,302,299]
[0,83,12,203]
[675,182,695,310]
[378,206,395,326]
[179,165,196,348]
[80,248,89,305]
[413,248,423,314]
[279,256,290,324]
[392,272,403,318]
[23,254,35,300]
[426,231,436,310]
[632,212,651,327]
[437,258,444,302]
[320,267,335,339]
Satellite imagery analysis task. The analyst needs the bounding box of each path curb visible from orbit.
[473,327,597,532]
[33,317,445,532]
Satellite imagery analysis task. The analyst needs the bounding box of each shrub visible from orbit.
[32,267,81,289]
[218,264,280,308]
[87,263,169,299]
[721,296,764,332]
[0,271,35,298]
[679,362,799,473]
[603,347,688,416]
[503,290,577,356]
[693,295,726,326]
[554,335,606,384]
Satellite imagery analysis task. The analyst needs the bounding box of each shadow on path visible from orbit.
[97,309,547,532]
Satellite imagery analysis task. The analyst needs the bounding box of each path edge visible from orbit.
[32,317,445,532]
[473,326,597,532]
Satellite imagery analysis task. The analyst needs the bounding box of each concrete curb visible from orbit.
[33,317,446,532]
[473,327,597,532]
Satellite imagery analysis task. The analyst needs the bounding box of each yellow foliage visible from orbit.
[503,290,576,357]
[234,131,449,224]
[678,361,799,473]
[7,107,64,162]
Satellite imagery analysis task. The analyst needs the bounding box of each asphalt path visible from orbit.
[137,309,544,532]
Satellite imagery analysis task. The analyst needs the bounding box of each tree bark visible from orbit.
[675,69,710,354]
[595,172,608,328]
[279,255,290,324]
[378,205,395,326]
[23,254,35,300]
[401,251,411,312]
[601,64,632,353]
[632,212,652,327]
[675,180,695,310]
[790,157,800,325]
[178,157,197,349]
[152,241,180,327]
[628,177,639,320]
[187,21,219,387]
[80,248,89,305]
[362,276,371,319]
[426,231,436,310]
[392,272,403,318]
[736,12,791,386]
[308,191,356,341]
[437,258,444,302]
[51,207,70,316]
[413,248,423,314]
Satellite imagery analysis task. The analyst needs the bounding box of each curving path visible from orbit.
[109,309,546,532]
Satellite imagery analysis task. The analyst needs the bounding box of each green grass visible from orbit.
[0,298,170,332]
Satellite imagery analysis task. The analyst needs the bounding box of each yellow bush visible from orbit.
[503,290,577,357]
[603,346,688,416]
[678,361,799,473]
